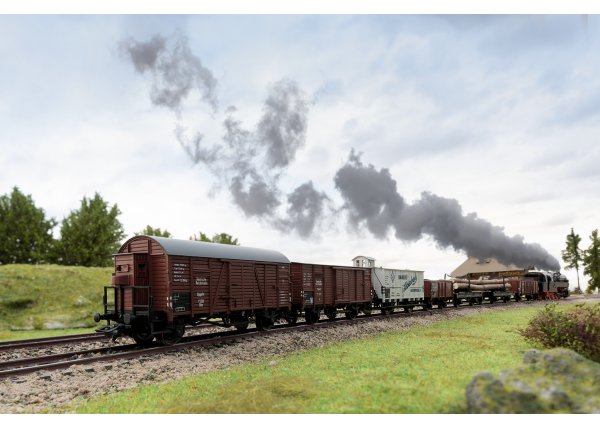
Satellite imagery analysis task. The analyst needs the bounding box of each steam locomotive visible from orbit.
[94,236,569,345]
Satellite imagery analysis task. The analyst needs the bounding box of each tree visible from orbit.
[189,231,239,245]
[0,186,57,264]
[583,229,600,294]
[211,233,239,245]
[562,227,583,293]
[56,193,125,267]
[135,225,172,238]
[189,232,212,242]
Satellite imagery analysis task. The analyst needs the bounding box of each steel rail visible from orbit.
[0,324,218,352]
[0,297,567,380]
[0,332,108,352]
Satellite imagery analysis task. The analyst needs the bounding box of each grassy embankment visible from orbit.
[62,302,583,414]
[0,264,112,339]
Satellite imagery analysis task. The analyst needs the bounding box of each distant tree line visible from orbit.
[562,228,600,294]
[0,187,239,267]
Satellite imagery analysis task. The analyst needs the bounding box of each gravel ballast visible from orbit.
[0,298,590,413]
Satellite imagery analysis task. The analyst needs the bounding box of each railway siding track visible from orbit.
[0,324,218,353]
[0,332,108,351]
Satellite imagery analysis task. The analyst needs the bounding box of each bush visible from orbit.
[518,303,600,363]
[0,297,36,310]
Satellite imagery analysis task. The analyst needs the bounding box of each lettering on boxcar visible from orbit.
[194,271,209,286]
[172,262,190,284]
[402,275,417,291]
[195,292,205,307]
[303,272,312,287]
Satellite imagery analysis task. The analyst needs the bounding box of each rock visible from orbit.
[466,348,600,413]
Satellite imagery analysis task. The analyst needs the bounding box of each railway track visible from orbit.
[0,327,262,379]
[0,323,218,352]
[4,296,587,380]
[0,332,108,351]
[0,300,530,379]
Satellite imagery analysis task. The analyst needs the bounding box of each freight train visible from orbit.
[94,236,569,345]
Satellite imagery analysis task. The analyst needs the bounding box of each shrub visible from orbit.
[0,297,36,310]
[518,303,600,363]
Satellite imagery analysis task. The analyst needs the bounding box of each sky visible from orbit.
[1,8,599,288]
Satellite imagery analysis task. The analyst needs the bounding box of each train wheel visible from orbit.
[478,297,483,305]
[286,312,298,326]
[305,310,319,324]
[345,307,358,320]
[325,308,337,321]
[256,316,273,331]
[405,306,413,313]
[453,299,459,307]
[158,324,185,346]
[234,321,249,331]
[132,324,155,346]
[469,299,474,306]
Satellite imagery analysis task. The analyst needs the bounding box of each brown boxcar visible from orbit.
[505,278,538,301]
[424,279,453,308]
[96,236,292,344]
[290,262,372,323]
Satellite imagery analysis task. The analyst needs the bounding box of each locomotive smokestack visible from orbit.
[334,150,561,271]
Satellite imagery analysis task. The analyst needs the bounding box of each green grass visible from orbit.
[62,303,581,414]
[0,264,112,332]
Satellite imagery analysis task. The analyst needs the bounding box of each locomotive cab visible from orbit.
[523,270,569,299]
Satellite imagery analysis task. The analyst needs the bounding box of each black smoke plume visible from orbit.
[121,34,329,237]
[121,34,561,268]
[120,34,218,113]
[334,150,561,271]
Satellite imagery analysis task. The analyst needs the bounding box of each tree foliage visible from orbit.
[55,193,125,267]
[583,229,600,294]
[0,187,56,264]
[562,227,583,292]
[189,232,239,245]
[211,233,239,245]
[135,225,172,238]
[189,232,212,242]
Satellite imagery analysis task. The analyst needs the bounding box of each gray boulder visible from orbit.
[466,348,600,413]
